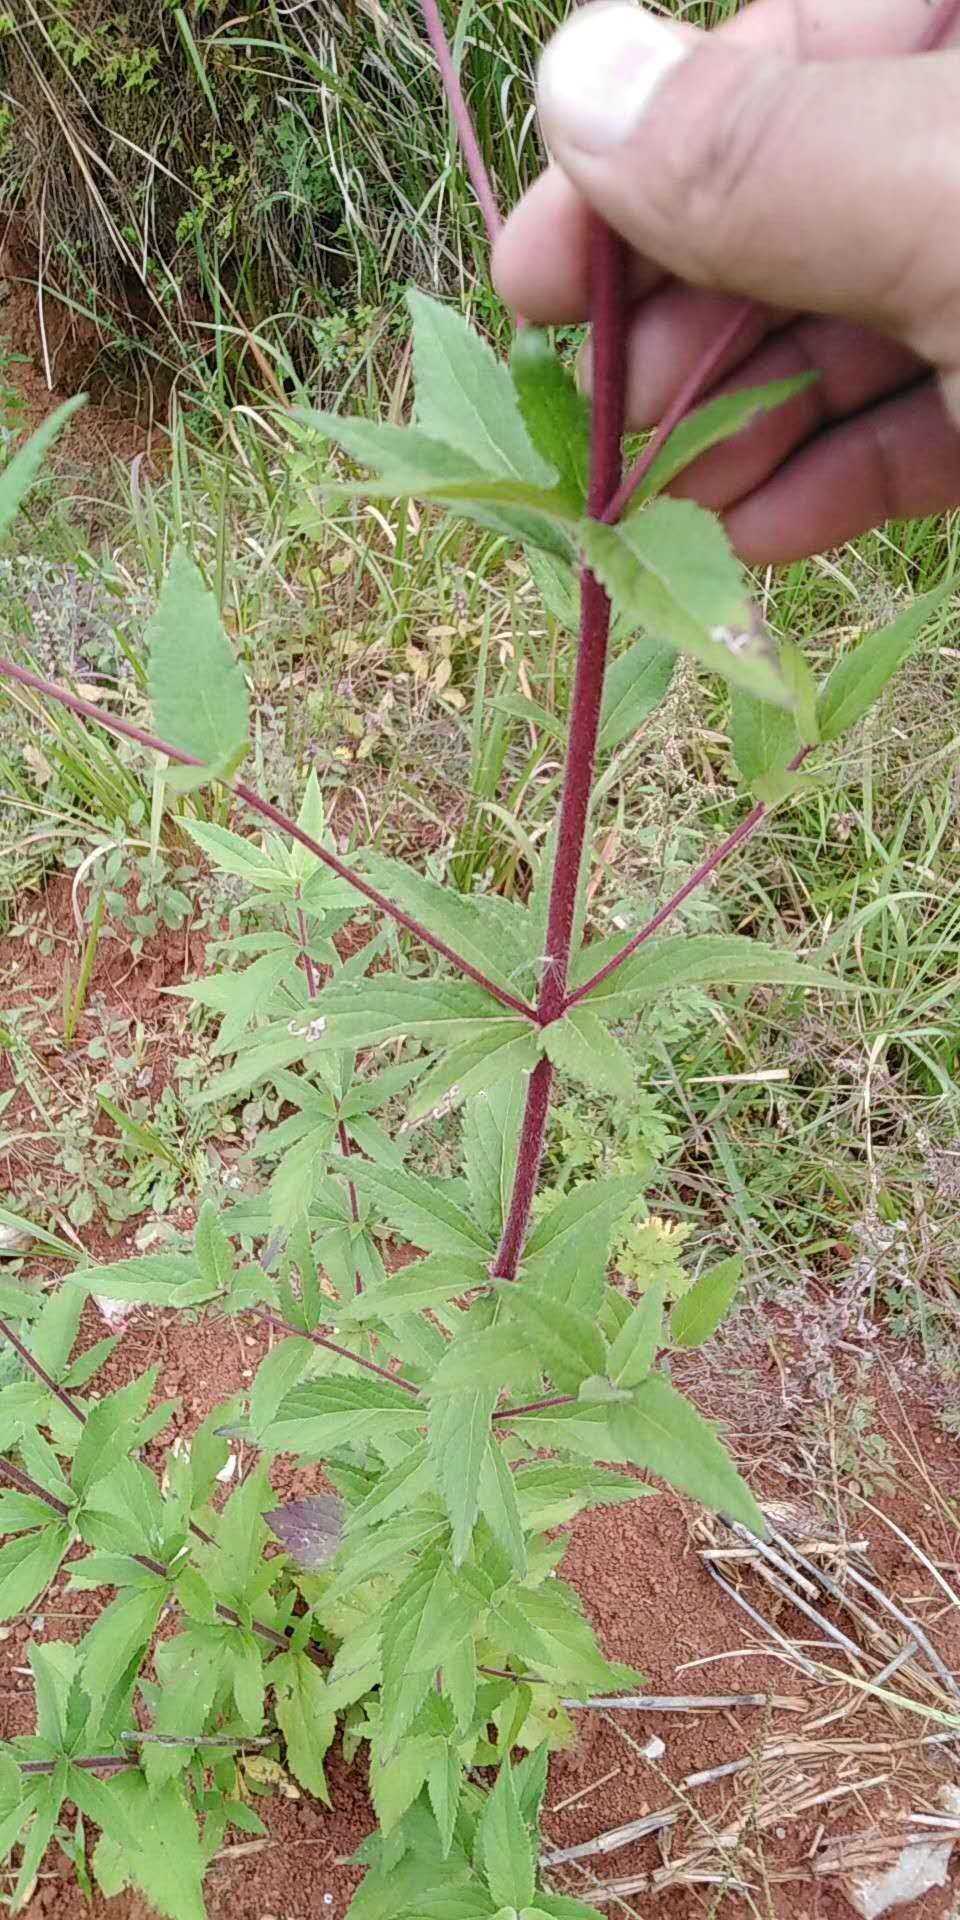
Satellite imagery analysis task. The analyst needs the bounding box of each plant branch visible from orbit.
[492,219,629,1279]
[0,657,537,1022]
[564,747,810,1012]
[604,302,754,524]
[248,1307,422,1395]
[0,1314,86,1425]
[417,0,501,247]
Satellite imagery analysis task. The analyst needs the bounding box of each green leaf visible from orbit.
[598,636,675,753]
[527,547,580,634]
[81,1582,166,1703]
[478,1759,535,1911]
[370,1736,437,1833]
[0,1527,70,1622]
[817,585,952,743]
[257,1376,422,1459]
[10,1770,64,1910]
[341,1160,491,1258]
[338,1255,490,1325]
[0,396,86,537]
[607,1278,665,1388]
[64,1254,199,1305]
[582,508,788,706]
[357,853,532,995]
[180,819,282,889]
[409,291,551,484]
[249,1336,314,1437]
[669,1256,741,1348]
[634,376,816,500]
[406,1028,539,1127]
[427,1740,462,1858]
[504,1290,605,1396]
[479,1436,527,1576]
[523,1176,638,1265]
[540,1007,635,1099]
[510,329,588,506]
[611,1374,763,1530]
[463,1079,526,1242]
[147,547,249,773]
[71,1372,158,1494]
[730,680,800,790]
[380,1554,482,1749]
[429,1326,535,1396]
[779,638,820,748]
[428,1387,497,1561]
[573,932,841,1017]
[92,1773,206,1920]
[192,1202,234,1296]
[29,1282,84,1379]
[273,1652,335,1802]
[309,978,517,1052]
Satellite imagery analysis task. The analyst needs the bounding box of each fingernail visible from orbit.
[539,2,687,154]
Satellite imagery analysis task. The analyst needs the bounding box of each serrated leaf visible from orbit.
[81,1582,166,1704]
[339,1254,489,1325]
[380,1555,481,1749]
[523,1176,638,1265]
[272,1652,335,1802]
[194,1200,233,1295]
[540,1007,635,1098]
[428,1740,462,1858]
[598,636,675,753]
[64,1254,199,1305]
[730,680,800,789]
[479,1436,527,1576]
[608,1278,665,1388]
[71,1371,158,1494]
[634,376,816,500]
[582,508,788,706]
[341,1159,491,1258]
[0,396,86,537]
[429,1387,497,1561]
[308,977,516,1052]
[478,1759,535,1911]
[572,932,841,1017]
[510,329,588,506]
[249,1336,313,1438]
[147,548,248,772]
[180,819,281,888]
[611,1373,763,1530]
[407,1028,538,1126]
[504,1290,604,1396]
[817,585,952,743]
[669,1256,741,1348]
[409,292,551,484]
[29,1282,84,1379]
[464,1079,526,1242]
[429,1326,534,1396]
[92,1773,206,1920]
[257,1375,422,1459]
[357,853,531,994]
[371,1736,437,1833]
[0,1527,70,1622]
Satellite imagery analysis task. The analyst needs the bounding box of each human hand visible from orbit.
[493,0,960,565]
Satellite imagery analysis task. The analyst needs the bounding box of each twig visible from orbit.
[568,1692,806,1712]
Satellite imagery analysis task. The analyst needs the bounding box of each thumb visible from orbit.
[537,3,960,382]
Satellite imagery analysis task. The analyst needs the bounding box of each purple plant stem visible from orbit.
[565,746,810,1011]
[19,1756,135,1777]
[492,220,629,1281]
[0,655,535,1022]
[922,0,960,50]
[0,1314,86,1425]
[418,0,501,247]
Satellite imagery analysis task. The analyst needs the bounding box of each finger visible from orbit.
[493,165,666,323]
[667,318,921,510]
[724,0,960,58]
[600,284,785,427]
[536,5,960,372]
[723,380,960,565]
